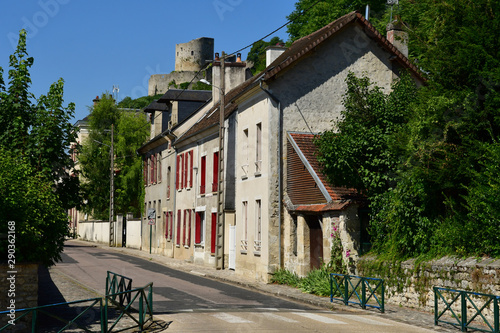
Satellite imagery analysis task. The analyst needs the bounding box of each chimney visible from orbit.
[212,52,247,103]
[266,44,286,67]
[93,96,100,106]
[386,16,408,58]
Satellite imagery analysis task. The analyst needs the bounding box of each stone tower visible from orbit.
[175,37,214,72]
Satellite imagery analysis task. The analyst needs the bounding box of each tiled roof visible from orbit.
[176,11,424,144]
[289,132,359,202]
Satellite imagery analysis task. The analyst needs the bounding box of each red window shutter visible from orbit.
[168,212,173,239]
[211,212,217,254]
[189,151,193,188]
[187,209,192,246]
[150,155,153,184]
[176,155,180,190]
[182,210,186,246]
[200,156,206,194]
[183,153,188,188]
[195,212,201,244]
[158,153,161,182]
[176,210,181,245]
[213,152,219,192]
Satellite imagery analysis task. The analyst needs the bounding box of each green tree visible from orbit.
[286,0,388,43]
[246,36,284,75]
[0,30,77,265]
[0,151,70,266]
[80,94,149,220]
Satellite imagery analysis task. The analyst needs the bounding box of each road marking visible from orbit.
[339,314,392,326]
[212,313,253,323]
[260,312,299,323]
[254,307,279,311]
[293,312,347,324]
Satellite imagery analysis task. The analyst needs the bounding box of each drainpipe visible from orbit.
[259,80,283,269]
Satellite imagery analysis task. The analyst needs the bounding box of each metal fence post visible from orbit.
[434,287,438,326]
[361,277,366,310]
[494,296,499,333]
[381,279,385,313]
[139,291,144,329]
[329,274,333,302]
[344,274,349,305]
[461,291,467,332]
[32,309,37,333]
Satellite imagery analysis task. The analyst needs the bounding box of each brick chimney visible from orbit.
[386,17,408,58]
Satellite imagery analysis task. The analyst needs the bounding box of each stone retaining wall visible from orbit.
[357,256,500,323]
[0,263,38,330]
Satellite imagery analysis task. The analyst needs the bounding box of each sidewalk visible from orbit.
[50,239,456,332]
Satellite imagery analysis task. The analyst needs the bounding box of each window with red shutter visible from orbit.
[164,212,168,238]
[211,212,217,254]
[183,210,187,246]
[200,156,206,194]
[143,159,147,185]
[188,209,192,246]
[195,212,202,244]
[183,152,188,188]
[176,210,181,245]
[158,152,162,182]
[213,152,219,192]
[176,155,180,190]
[189,150,193,188]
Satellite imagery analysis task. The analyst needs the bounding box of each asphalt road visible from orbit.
[50,242,441,332]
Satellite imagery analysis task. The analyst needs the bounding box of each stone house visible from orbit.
[137,11,423,281]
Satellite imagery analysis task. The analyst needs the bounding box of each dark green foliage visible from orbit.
[0,31,77,265]
[246,36,284,75]
[271,269,301,287]
[0,151,70,266]
[79,94,149,220]
[286,0,388,43]
[191,80,212,91]
[117,94,163,109]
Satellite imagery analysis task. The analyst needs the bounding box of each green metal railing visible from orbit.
[434,286,499,333]
[0,297,105,332]
[106,271,133,307]
[330,273,385,312]
[0,272,153,332]
[105,282,154,332]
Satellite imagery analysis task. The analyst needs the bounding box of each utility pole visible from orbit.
[109,124,115,247]
[215,52,226,269]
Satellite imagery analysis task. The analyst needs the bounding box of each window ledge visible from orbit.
[241,175,248,180]
[240,250,247,255]
[254,172,261,177]
[253,251,261,257]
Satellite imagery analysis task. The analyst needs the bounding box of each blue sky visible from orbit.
[0,1,297,122]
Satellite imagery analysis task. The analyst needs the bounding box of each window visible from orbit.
[242,129,249,178]
[167,167,171,199]
[143,159,148,185]
[165,211,173,240]
[212,151,219,192]
[256,123,262,174]
[183,209,187,246]
[157,200,161,219]
[189,150,194,188]
[195,211,204,244]
[211,212,217,254]
[241,201,248,252]
[176,155,180,190]
[157,152,162,182]
[200,155,206,194]
[254,200,262,252]
[144,203,147,219]
[183,152,188,188]
[176,210,181,246]
[151,154,156,184]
